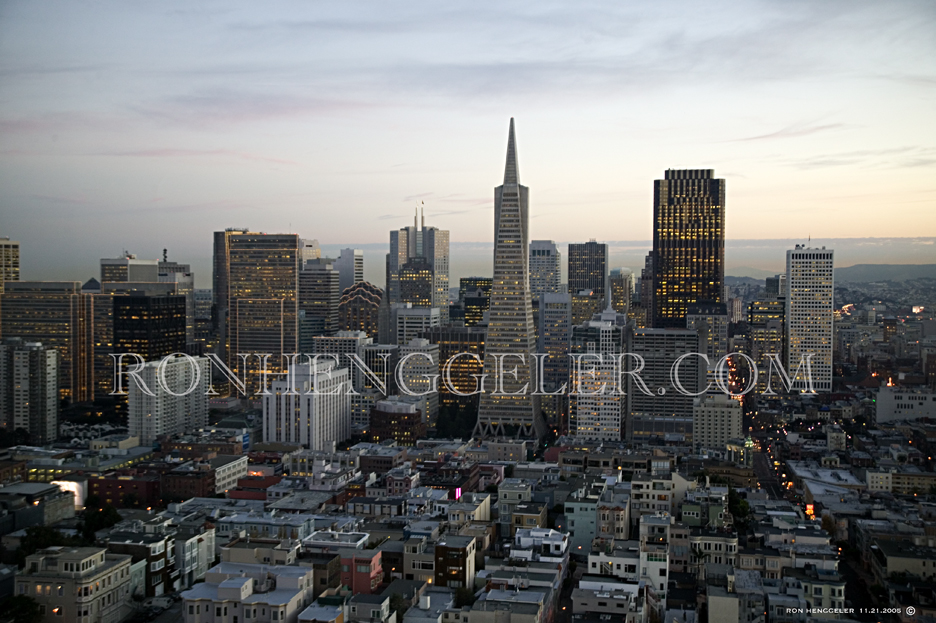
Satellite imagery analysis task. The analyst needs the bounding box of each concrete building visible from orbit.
[18,547,133,623]
[393,305,441,346]
[785,245,834,393]
[476,119,544,440]
[262,362,351,451]
[127,355,210,445]
[874,387,936,422]
[692,395,743,451]
[0,339,58,443]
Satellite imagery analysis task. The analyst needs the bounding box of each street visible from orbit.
[753,452,785,499]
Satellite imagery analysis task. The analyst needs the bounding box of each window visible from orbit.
[217,608,222,617]
[189,606,194,615]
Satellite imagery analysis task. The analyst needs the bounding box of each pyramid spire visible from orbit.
[503,117,519,185]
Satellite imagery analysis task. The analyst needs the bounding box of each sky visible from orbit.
[1,1,935,288]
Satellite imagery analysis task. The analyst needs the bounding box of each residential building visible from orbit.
[693,395,743,451]
[0,338,58,443]
[433,535,475,588]
[103,531,177,597]
[569,305,627,441]
[18,547,133,623]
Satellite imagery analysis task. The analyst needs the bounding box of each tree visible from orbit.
[121,492,141,509]
[4,596,42,623]
[454,587,476,608]
[820,514,836,536]
[389,593,409,621]
[82,504,122,541]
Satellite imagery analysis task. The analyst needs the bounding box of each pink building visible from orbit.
[338,549,383,594]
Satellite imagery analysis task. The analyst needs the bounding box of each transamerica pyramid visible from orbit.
[474,118,545,440]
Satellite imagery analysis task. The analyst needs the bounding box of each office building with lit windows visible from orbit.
[300,257,341,341]
[0,237,19,298]
[423,325,485,407]
[609,268,633,315]
[475,119,544,439]
[568,240,608,298]
[226,233,300,396]
[537,292,572,426]
[399,257,434,308]
[785,245,834,393]
[0,281,94,402]
[651,169,725,329]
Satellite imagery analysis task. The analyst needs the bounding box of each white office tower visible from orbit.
[0,338,58,444]
[262,362,351,450]
[475,119,544,439]
[335,248,364,292]
[312,330,373,391]
[570,305,627,441]
[423,227,450,322]
[693,394,742,451]
[159,270,195,344]
[392,304,441,345]
[100,255,159,282]
[398,338,439,423]
[128,355,209,445]
[529,240,561,298]
[785,245,834,393]
[626,328,703,442]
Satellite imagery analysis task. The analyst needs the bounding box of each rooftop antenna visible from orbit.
[421,201,425,230]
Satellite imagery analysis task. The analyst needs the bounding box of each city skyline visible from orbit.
[1,1,934,286]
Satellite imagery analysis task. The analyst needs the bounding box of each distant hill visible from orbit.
[836,264,936,282]
[725,275,765,285]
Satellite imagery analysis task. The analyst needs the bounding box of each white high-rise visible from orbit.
[262,361,351,450]
[398,338,439,423]
[785,245,834,393]
[475,118,544,439]
[529,240,561,298]
[128,354,209,445]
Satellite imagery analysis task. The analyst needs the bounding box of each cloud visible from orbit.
[96,148,301,166]
[736,122,851,142]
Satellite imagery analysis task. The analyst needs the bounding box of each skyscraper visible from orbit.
[568,240,608,297]
[399,257,434,307]
[0,281,93,402]
[529,240,561,299]
[300,258,341,340]
[748,298,785,395]
[0,338,58,443]
[335,248,364,292]
[386,208,449,319]
[158,269,195,345]
[475,119,544,439]
[113,293,187,361]
[652,169,725,329]
[785,245,834,393]
[213,228,257,357]
[227,233,300,396]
